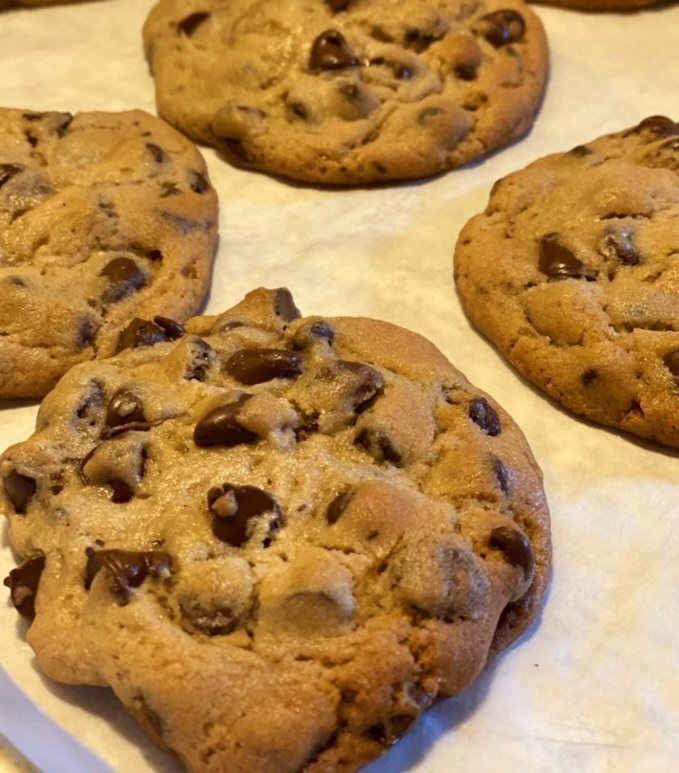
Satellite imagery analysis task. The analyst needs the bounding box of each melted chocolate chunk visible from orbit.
[468,397,502,436]
[663,350,679,380]
[180,602,241,636]
[116,318,172,352]
[105,389,146,430]
[110,479,134,504]
[3,470,36,514]
[153,315,186,340]
[101,258,147,302]
[0,163,22,189]
[309,30,359,71]
[538,234,591,280]
[479,10,525,47]
[635,116,679,137]
[84,548,172,602]
[274,288,301,322]
[489,526,534,580]
[178,11,211,36]
[194,394,257,447]
[326,488,354,525]
[207,483,281,547]
[224,349,303,385]
[336,360,384,412]
[185,338,214,382]
[600,227,640,266]
[355,428,402,466]
[146,143,167,164]
[3,555,46,620]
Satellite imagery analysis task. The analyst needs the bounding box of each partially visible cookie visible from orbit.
[531,0,664,10]
[2,287,550,773]
[0,0,103,7]
[0,108,218,399]
[143,0,549,185]
[454,115,679,448]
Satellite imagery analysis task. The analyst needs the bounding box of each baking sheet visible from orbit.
[1,1,679,771]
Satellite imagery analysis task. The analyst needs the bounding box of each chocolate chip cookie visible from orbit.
[0,108,218,399]
[142,0,549,185]
[0,0,103,7]
[532,0,663,10]
[455,116,679,448]
[2,288,550,773]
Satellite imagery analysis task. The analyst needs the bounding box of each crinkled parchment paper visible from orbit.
[1,1,679,771]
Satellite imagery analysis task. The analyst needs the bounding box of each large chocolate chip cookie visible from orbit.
[0,107,218,399]
[454,116,679,448]
[143,0,549,185]
[2,288,550,773]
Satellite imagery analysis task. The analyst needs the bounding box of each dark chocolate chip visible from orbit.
[600,227,640,266]
[194,394,257,447]
[663,350,679,379]
[394,64,412,80]
[568,145,593,157]
[468,397,502,436]
[336,360,384,412]
[274,288,301,322]
[153,315,186,340]
[492,456,510,494]
[309,29,359,71]
[180,602,240,636]
[294,416,320,442]
[146,143,167,164]
[478,10,525,48]
[325,0,350,9]
[3,470,36,514]
[489,526,534,580]
[75,381,105,421]
[75,317,96,350]
[185,338,214,382]
[634,116,679,137]
[177,11,211,37]
[404,29,441,53]
[455,63,478,81]
[326,488,354,525]
[0,163,23,189]
[207,483,281,547]
[116,318,171,353]
[189,171,210,194]
[102,390,149,438]
[224,349,303,385]
[101,257,147,302]
[3,555,46,620]
[367,715,416,747]
[581,368,598,386]
[355,428,402,465]
[84,548,172,602]
[110,479,134,504]
[538,234,591,280]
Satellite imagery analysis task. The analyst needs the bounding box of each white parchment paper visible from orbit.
[1,1,679,771]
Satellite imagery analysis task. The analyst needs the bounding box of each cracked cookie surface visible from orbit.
[0,107,218,399]
[2,287,550,773]
[454,116,679,448]
[142,0,549,185]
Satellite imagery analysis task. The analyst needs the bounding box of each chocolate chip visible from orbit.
[0,163,22,189]
[538,234,592,280]
[468,397,502,436]
[663,350,679,380]
[600,226,641,266]
[102,389,150,439]
[634,116,679,137]
[116,318,172,352]
[194,394,257,447]
[101,257,147,302]
[178,11,210,36]
[3,470,36,514]
[84,548,172,602]
[274,288,301,322]
[184,338,214,382]
[394,64,412,80]
[153,315,186,340]
[325,0,350,9]
[326,488,354,525]
[3,555,46,620]
[146,143,167,164]
[180,603,240,636]
[309,30,359,71]
[455,63,478,81]
[568,145,593,157]
[189,171,210,194]
[75,317,96,350]
[355,428,402,466]
[207,483,281,547]
[492,456,510,494]
[110,479,134,504]
[224,349,303,385]
[367,715,416,747]
[404,29,441,53]
[220,137,250,163]
[581,368,598,386]
[336,360,384,412]
[489,526,534,580]
[478,10,525,47]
